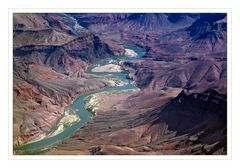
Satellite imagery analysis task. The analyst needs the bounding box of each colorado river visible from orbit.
[14,45,145,154]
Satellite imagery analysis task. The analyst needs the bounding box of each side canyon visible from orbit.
[13,13,227,155]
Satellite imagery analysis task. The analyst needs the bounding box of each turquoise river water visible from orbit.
[14,45,145,154]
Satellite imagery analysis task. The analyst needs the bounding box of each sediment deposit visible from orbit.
[13,13,227,155]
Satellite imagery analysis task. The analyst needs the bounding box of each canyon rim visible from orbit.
[13,13,227,155]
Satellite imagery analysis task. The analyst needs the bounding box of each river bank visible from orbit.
[14,108,80,154]
[47,108,80,138]
[124,48,138,57]
[85,88,140,115]
[14,45,145,155]
[92,63,123,73]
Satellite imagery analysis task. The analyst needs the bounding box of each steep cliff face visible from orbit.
[13,29,75,48]
[72,13,226,60]
[185,14,227,56]
[13,50,110,146]
[68,13,201,56]
[70,13,131,27]
[62,34,113,62]
[146,89,227,154]
[144,14,227,59]
[122,60,227,93]
[187,14,227,39]
[47,87,226,155]
[152,89,226,132]
[14,33,113,69]
[121,13,198,31]
[13,13,227,155]
[119,59,227,154]
[13,13,116,67]
[13,13,50,29]
[13,13,114,146]
[73,13,198,31]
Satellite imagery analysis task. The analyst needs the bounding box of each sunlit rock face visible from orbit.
[13,13,227,155]
[13,13,113,146]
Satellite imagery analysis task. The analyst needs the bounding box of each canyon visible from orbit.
[13,13,227,155]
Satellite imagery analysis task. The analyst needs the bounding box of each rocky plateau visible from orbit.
[13,13,227,155]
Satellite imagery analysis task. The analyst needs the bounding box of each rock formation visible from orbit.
[13,13,113,146]
[13,13,227,155]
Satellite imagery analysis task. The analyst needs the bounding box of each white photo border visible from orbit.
[8,8,232,160]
